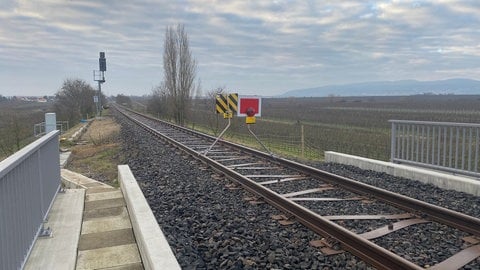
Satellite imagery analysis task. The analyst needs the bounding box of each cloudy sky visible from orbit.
[1,0,479,97]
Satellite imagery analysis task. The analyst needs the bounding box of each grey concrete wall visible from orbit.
[118,165,181,270]
[325,151,480,196]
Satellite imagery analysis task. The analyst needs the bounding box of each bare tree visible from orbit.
[204,86,227,135]
[0,103,46,159]
[207,86,227,98]
[54,78,98,124]
[147,83,169,118]
[163,24,197,125]
[116,94,132,108]
[194,78,202,99]
[0,111,26,156]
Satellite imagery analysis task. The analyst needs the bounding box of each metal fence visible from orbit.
[33,121,69,137]
[0,130,61,270]
[390,120,480,177]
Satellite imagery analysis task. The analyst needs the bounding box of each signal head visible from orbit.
[246,107,256,117]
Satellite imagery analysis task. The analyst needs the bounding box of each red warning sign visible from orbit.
[237,96,261,117]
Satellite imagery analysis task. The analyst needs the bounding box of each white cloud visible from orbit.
[0,0,479,96]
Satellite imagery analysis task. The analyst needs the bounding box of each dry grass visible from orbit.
[60,122,85,140]
[66,113,122,186]
[83,118,120,145]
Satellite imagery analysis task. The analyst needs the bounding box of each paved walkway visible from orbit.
[63,169,144,270]
[24,189,84,270]
[25,169,145,269]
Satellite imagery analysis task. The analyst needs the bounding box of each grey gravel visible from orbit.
[116,111,479,269]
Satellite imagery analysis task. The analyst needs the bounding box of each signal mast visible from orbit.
[93,52,106,116]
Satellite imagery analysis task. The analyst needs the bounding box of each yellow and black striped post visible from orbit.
[215,93,238,119]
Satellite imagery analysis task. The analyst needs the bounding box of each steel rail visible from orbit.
[115,106,425,269]
[118,105,480,236]
[253,154,480,237]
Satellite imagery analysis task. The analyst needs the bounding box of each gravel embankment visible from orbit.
[313,163,480,219]
[117,115,480,269]
[119,118,370,269]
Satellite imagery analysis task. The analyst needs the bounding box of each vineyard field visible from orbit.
[187,95,480,161]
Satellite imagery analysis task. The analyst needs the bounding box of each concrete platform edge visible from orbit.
[118,165,181,270]
[61,168,113,189]
[24,189,85,270]
[325,151,480,196]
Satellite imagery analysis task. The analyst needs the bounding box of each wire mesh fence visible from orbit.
[187,109,391,161]
[151,96,480,163]
[390,120,480,177]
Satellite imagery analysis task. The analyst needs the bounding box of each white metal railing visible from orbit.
[390,120,480,178]
[33,121,69,137]
[0,130,61,270]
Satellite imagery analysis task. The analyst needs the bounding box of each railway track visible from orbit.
[114,105,480,269]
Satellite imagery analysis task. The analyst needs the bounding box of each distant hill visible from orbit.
[280,79,480,97]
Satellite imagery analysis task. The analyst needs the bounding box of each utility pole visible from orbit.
[93,52,106,117]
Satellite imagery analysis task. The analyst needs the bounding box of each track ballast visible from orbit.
[114,105,480,269]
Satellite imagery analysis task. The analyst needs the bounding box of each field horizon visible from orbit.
[189,94,480,161]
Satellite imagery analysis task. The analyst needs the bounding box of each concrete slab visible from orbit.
[55,128,147,269]
[86,187,116,194]
[84,206,127,220]
[59,151,71,168]
[84,182,108,188]
[78,228,136,250]
[82,211,132,234]
[101,263,144,270]
[118,165,181,270]
[84,197,126,211]
[325,151,480,196]
[86,189,123,202]
[24,189,85,270]
[67,122,90,142]
[61,169,112,189]
[76,244,142,270]
[71,170,144,270]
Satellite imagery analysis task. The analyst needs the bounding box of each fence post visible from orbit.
[45,113,56,133]
[301,125,305,158]
[389,120,480,177]
[390,121,396,162]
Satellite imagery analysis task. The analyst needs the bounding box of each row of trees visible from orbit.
[1,77,131,160]
[148,24,199,125]
[0,100,48,158]
[2,18,215,159]
[53,79,103,124]
[2,24,196,157]
[53,24,199,129]
[53,79,139,124]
